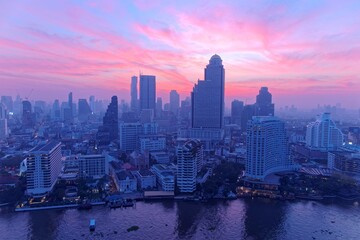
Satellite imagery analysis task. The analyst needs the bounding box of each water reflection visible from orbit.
[28,210,64,240]
[175,201,203,238]
[243,198,287,239]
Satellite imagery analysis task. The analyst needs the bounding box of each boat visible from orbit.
[109,199,123,208]
[122,199,135,207]
[89,219,96,231]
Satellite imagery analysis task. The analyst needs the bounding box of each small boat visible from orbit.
[122,199,135,207]
[89,219,96,231]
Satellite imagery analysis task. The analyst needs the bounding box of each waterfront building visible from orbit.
[133,169,156,189]
[176,139,203,193]
[151,164,176,191]
[113,170,137,193]
[305,113,343,151]
[26,141,62,196]
[78,154,108,179]
[150,151,170,164]
[328,151,360,174]
[246,116,295,181]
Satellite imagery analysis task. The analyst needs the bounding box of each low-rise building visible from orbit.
[151,164,176,191]
[328,151,360,174]
[150,151,170,164]
[78,154,108,179]
[113,170,137,193]
[133,169,156,190]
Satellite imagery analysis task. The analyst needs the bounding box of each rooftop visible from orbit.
[29,141,61,153]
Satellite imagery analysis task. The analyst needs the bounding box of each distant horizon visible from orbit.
[1,1,360,109]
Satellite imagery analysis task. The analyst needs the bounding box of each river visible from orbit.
[1,198,360,240]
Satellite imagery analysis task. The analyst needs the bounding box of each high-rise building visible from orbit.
[231,100,244,125]
[78,99,91,122]
[254,87,274,116]
[131,76,138,112]
[191,54,225,129]
[176,139,203,193]
[246,116,293,181]
[89,96,95,113]
[22,100,34,128]
[0,103,8,140]
[52,99,61,120]
[120,123,143,152]
[169,90,180,114]
[26,141,62,196]
[306,113,343,151]
[97,96,118,145]
[139,75,156,114]
[156,97,162,117]
[1,96,13,112]
[68,92,74,122]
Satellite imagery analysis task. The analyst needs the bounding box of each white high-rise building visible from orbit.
[176,139,203,193]
[26,141,62,196]
[246,116,294,181]
[306,113,343,151]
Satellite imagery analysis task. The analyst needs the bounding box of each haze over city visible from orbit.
[1,0,360,108]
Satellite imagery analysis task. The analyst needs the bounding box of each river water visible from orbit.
[1,198,360,240]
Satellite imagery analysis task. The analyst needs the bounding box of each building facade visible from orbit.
[78,154,107,179]
[246,116,294,181]
[305,113,343,151]
[26,141,62,196]
[191,54,225,129]
[176,140,203,193]
[139,75,156,113]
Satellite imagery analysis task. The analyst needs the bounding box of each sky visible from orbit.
[0,0,360,109]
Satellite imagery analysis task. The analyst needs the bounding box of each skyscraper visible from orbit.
[156,97,162,117]
[191,54,225,128]
[169,90,180,114]
[139,75,156,114]
[97,96,119,145]
[131,76,138,112]
[0,103,8,140]
[22,100,33,128]
[246,116,293,180]
[231,100,244,124]
[89,96,95,113]
[26,141,62,196]
[176,139,203,193]
[254,87,274,116]
[78,99,92,122]
[52,99,61,120]
[305,113,343,151]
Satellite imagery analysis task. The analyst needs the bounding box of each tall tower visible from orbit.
[131,76,138,112]
[22,100,33,128]
[246,116,291,180]
[254,87,274,116]
[139,75,156,114]
[169,90,180,114]
[191,54,225,129]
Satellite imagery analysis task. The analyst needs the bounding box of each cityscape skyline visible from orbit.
[1,1,360,108]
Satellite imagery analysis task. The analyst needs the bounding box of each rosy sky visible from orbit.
[1,0,360,109]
